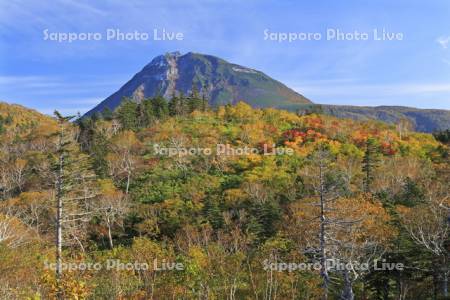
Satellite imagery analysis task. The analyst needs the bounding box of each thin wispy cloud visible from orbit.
[0,74,125,114]
[0,75,54,85]
[59,0,107,16]
[0,75,126,89]
[294,81,450,96]
[291,81,450,109]
[437,36,450,49]
[1,1,450,112]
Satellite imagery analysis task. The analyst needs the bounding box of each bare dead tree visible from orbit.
[298,146,343,300]
[398,185,450,298]
[53,111,98,299]
[96,188,129,249]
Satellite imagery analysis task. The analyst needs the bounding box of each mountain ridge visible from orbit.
[277,103,450,133]
[15,50,449,133]
[84,51,311,116]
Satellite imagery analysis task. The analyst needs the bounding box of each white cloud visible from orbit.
[59,0,107,16]
[437,36,450,49]
[290,80,450,110]
[292,80,450,96]
[0,75,122,115]
[0,76,67,89]
[0,75,125,90]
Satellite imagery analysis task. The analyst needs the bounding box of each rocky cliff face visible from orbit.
[84,51,311,116]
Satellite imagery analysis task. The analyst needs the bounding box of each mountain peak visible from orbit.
[166,51,182,57]
[84,52,311,116]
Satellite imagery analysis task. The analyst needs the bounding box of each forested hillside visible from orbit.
[279,103,450,133]
[0,98,449,299]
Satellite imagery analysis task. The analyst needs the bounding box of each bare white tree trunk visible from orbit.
[126,170,131,195]
[318,159,329,300]
[442,257,449,299]
[107,216,114,249]
[341,269,354,300]
[55,121,64,300]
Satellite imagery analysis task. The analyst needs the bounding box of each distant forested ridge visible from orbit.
[279,103,450,133]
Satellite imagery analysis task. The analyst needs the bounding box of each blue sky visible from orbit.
[0,0,449,115]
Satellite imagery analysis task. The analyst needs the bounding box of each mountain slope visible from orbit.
[84,52,311,116]
[321,105,450,132]
[0,102,58,134]
[83,52,450,133]
[277,104,450,133]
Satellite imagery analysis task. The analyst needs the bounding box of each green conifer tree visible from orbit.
[362,137,380,193]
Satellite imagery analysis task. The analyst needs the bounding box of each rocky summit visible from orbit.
[84,51,311,116]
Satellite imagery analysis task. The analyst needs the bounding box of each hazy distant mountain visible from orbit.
[85,52,311,116]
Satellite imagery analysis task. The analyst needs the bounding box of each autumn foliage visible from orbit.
[0,101,448,299]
